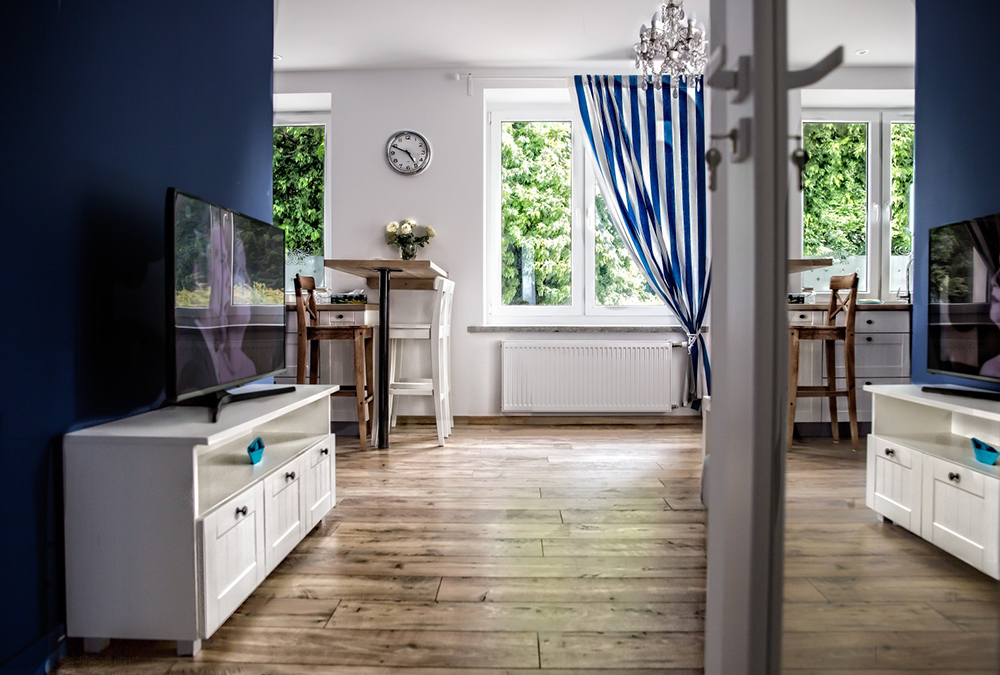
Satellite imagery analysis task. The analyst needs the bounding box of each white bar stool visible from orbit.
[387,277,455,445]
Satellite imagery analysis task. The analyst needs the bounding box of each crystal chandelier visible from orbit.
[633,0,709,91]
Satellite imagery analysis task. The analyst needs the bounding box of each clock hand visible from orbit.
[391,143,417,164]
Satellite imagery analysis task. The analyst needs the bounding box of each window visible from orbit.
[487,95,667,324]
[273,117,327,293]
[797,110,915,299]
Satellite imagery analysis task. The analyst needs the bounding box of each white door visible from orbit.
[200,483,265,637]
[264,456,306,574]
[704,0,843,671]
[304,436,336,530]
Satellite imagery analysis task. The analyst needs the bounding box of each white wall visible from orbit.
[275,68,691,417]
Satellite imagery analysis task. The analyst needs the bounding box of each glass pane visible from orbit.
[500,121,572,306]
[273,125,325,292]
[800,122,870,292]
[889,122,916,296]
[595,187,662,306]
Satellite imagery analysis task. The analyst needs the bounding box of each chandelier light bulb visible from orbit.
[633,0,709,93]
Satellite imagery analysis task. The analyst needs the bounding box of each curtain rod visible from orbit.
[458,74,570,97]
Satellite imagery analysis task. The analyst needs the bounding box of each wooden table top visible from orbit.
[326,259,448,291]
[788,258,835,274]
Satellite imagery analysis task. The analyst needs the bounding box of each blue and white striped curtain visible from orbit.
[571,74,711,404]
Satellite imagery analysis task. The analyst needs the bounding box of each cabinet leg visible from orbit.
[876,513,893,525]
[177,639,201,657]
[83,638,110,654]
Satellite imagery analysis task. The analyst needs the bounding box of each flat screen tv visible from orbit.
[166,189,291,418]
[928,212,1000,387]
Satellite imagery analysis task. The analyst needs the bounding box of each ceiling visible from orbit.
[273,0,914,72]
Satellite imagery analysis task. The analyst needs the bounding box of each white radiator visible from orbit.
[501,340,685,413]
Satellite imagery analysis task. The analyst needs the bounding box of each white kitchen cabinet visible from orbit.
[64,385,339,656]
[866,384,1000,579]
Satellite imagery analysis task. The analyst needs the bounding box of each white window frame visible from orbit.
[485,97,675,326]
[796,108,915,301]
[273,112,331,287]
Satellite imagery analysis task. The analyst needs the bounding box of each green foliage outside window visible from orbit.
[595,192,660,305]
[500,122,573,306]
[273,126,325,256]
[890,123,915,256]
[802,122,869,260]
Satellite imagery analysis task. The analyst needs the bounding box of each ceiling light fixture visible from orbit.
[634,0,709,92]
[855,49,870,56]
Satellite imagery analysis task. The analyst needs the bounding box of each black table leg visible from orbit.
[377,268,392,449]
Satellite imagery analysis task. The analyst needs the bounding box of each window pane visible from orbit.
[595,187,662,306]
[889,122,915,295]
[500,121,572,306]
[273,125,325,291]
[801,122,870,292]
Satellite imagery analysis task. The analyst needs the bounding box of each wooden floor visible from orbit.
[53,425,998,674]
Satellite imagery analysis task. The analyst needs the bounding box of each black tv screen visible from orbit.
[166,189,286,402]
[928,213,1000,383]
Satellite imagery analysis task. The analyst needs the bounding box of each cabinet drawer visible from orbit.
[855,311,910,334]
[867,435,922,534]
[323,311,364,326]
[829,333,910,379]
[264,456,306,574]
[201,483,266,637]
[789,310,816,326]
[871,436,914,469]
[931,457,985,498]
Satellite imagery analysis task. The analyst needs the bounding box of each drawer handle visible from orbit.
[337,314,345,319]
[866,319,873,325]
[884,448,895,457]
[235,506,248,518]
[321,448,330,456]
[799,314,807,319]
[948,472,961,483]
[286,471,297,481]
[865,381,872,386]
[866,337,873,342]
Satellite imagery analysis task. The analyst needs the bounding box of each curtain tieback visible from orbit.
[685,332,701,352]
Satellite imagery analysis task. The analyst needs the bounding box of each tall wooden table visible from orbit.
[325,259,449,448]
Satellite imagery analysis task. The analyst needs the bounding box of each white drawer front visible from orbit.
[789,310,817,326]
[201,483,265,637]
[922,458,993,572]
[264,456,306,575]
[867,435,922,534]
[305,436,336,530]
[828,333,910,379]
[855,311,910,334]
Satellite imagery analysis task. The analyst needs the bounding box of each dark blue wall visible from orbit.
[0,2,273,671]
[911,0,1000,389]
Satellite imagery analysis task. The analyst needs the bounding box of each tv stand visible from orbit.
[64,384,338,656]
[174,384,297,423]
[921,385,1000,404]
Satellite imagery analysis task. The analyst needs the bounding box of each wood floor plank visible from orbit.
[333,522,706,539]
[171,666,700,675]
[326,601,704,632]
[255,575,440,601]
[297,535,544,557]
[539,631,704,669]
[806,576,1000,603]
[195,627,540,668]
[437,576,706,603]
[559,509,706,524]
[783,602,961,632]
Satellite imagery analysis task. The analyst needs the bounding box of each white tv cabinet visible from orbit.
[866,384,1000,578]
[63,384,338,656]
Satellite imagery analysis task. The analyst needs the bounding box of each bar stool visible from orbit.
[386,277,455,446]
[787,273,859,451]
[294,274,375,450]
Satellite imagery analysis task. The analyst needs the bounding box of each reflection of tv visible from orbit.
[928,213,1000,385]
[166,189,290,419]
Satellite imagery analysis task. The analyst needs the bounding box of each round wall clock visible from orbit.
[386,130,432,175]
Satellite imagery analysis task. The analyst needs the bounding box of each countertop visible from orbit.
[788,303,912,312]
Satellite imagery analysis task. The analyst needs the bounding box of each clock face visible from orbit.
[386,130,431,175]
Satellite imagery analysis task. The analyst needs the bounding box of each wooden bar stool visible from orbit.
[787,273,859,451]
[294,274,375,450]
